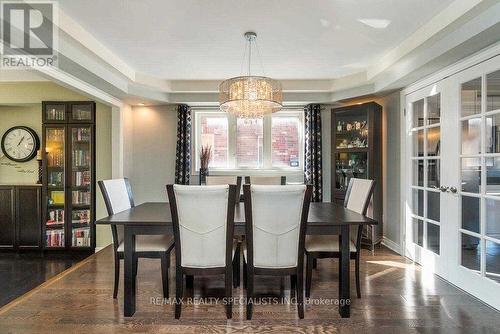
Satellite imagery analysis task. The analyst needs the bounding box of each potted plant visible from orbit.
[199,145,212,184]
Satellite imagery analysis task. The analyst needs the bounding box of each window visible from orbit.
[194,110,303,170]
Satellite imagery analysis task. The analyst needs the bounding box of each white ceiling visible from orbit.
[59,0,455,80]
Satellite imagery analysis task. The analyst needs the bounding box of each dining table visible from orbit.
[96,201,377,318]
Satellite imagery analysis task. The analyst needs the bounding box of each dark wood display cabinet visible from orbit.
[42,101,96,253]
[331,102,382,250]
[0,185,42,250]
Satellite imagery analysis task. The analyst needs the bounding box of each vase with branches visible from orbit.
[199,145,212,184]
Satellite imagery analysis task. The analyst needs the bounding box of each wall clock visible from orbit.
[1,126,40,162]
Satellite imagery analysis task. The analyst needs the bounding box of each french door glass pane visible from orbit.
[486,198,500,239]
[412,99,424,128]
[485,113,500,153]
[427,191,440,222]
[427,159,440,188]
[461,118,482,155]
[461,233,481,271]
[271,117,300,167]
[236,118,263,168]
[427,94,441,125]
[200,115,228,168]
[413,130,424,157]
[486,157,500,196]
[461,157,481,193]
[412,160,424,186]
[427,127,440,157]
[413,218,423,246]
[462,196,480,233]
[412,189,424,217]
[486,70,500,112]
[427,223,440,254]
[461,77,482,117]
[486,240,500,283]
[45,128,65,248]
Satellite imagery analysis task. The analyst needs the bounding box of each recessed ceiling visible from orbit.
[59,0,455,80]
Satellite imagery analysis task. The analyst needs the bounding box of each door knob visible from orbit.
[439,186,449,192]
[449,186,458,193]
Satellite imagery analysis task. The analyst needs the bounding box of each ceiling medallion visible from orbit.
[219,32,283,118]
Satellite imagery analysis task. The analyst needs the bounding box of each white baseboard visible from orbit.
[381,237,401,254]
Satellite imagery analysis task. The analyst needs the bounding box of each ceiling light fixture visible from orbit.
[219,32,283,118]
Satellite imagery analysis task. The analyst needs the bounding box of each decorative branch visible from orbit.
[199,145,212,170]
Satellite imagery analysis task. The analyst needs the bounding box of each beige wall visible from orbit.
[0,82,113,249]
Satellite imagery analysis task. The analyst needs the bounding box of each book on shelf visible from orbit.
[72,228,90,247]
[47,108,65,120]
[72,190,91,205]
[50,191,65,205]
[72,149,90,167]
[73,170,91,187]
[48,171,64,187]
[73,127,91,141]
[72,209,90,224]
[47,149,64,167]
[47,209,64,225]
[46,230,64,247]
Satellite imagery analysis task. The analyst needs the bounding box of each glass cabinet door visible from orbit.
[70,104,93,122]
[334,110,369,149]
[70,126,92,247]
[44,103,66,122]
[45,127,65,247]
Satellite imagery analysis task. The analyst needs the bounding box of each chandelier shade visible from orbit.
[219,75,283,118]
[219,32,283,118]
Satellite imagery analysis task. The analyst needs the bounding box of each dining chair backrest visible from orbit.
[344,178,376,215]
[205,176,242,203]
[167,184,236,269]
[244,184,312,269]
[245,176,286,185]
[98,178,134,248]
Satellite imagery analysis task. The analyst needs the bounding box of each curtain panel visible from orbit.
[304,104,323,202]
[174,104,192,185]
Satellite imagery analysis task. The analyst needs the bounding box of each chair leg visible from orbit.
[225,270,233,319]
[243,260,247,289]
[305,254,313,298]
[161,253,169,299]
[312,258,317,269]
[133,256,138,278]
[290,275,297,298]
[246,269,253,320]
[175,270,183,319]
[113,252,120,299]
[233,243,240,288]
[355,253,361,298]
[297,269,304,319]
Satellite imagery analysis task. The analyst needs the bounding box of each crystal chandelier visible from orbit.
[219,32,283,118]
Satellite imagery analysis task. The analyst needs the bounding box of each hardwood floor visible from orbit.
[0,245,499,333]
[0,252,88,307]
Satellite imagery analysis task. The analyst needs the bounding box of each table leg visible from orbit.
[124,227,137,317]
[339,225,350,318]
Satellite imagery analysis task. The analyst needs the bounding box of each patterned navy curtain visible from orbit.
[174,104,192,185]
[304,104,323,202]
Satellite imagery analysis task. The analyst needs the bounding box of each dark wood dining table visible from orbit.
[96,202,377,318]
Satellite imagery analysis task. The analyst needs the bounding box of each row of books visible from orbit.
[46,230,64,247]
[72,190,91,205]
[47,149,64,167]
[72,209,90,225]
[47,209,64,225]
[73,171,91,187]
[72,127,91,141]
[72,149,90,167]
[72,228,91,247]
[46,108,65,121]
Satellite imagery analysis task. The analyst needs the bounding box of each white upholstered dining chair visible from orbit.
[98,178,174,299]
[305,178,375,299]
[242,184,312,319]
[166,184,237,319]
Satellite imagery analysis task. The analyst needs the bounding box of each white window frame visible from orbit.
[193,109,304,174]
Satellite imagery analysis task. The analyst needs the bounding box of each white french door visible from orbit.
[404,54,500,309]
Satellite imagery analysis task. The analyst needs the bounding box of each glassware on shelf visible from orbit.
[335,152,368,190]
[335,110,369,149]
